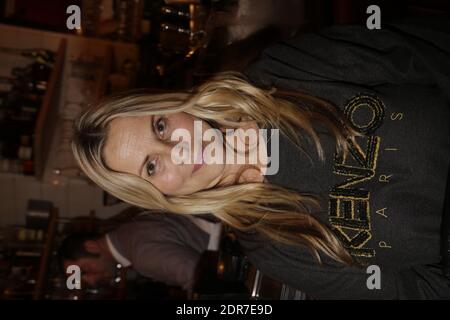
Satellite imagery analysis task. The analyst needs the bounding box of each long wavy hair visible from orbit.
[72,72,362,266]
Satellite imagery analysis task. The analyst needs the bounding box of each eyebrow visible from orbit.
[138,115,154,176]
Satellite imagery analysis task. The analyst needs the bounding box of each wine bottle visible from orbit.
[0,47,55,66]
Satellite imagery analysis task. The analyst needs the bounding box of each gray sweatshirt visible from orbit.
[238,17,450,299]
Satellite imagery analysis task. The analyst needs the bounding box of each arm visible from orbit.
[244,17,450,99]
[245,241,450,299]
[108,215,210,291]
[130,241,202,291]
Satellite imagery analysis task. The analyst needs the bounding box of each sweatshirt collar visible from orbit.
[105,234,132,267]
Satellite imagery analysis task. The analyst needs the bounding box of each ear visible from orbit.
[84,240,101,254]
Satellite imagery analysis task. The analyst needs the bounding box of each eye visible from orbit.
[154,117,166,138]
[146,159,157,176]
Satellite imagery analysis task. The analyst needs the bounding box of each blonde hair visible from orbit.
[72,72,362,266]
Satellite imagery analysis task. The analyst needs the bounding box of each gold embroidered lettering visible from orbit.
[390,112,403,120]
[378,174,392,183]
[379,241,392,249]
[376,207,388,218]
[328,95,386,259]
[344,95,385,135]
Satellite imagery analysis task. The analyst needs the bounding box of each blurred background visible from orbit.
[0,0,448,300]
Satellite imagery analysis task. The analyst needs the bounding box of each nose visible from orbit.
[165,140,191,165]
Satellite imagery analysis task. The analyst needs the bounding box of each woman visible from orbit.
[72,17,450,299]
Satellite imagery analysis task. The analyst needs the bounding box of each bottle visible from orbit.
[18,135,34,175]
[12,62,50,95]
[161,6,191,19]
[18,135,32,161]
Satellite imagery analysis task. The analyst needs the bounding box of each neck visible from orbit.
[215,120,269,186]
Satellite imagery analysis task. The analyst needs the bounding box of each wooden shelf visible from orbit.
[34,39,67,179]
[0,24,139,184]
[33,207,59,300]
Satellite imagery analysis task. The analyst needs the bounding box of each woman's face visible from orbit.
[102,112,228,196]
